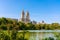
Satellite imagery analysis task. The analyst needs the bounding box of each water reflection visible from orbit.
[29,32,56,40]
[19,30,60,40]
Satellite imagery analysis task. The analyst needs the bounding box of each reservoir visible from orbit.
[18,30,60,40]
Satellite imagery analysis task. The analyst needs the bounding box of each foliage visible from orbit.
[0,30,28,40]
[0,17,60,30]
[44,37,54,40]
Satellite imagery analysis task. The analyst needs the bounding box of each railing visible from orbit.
[18,30,60,32]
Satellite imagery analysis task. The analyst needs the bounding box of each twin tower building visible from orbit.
[20,10,30,23]
[19,10,44,24]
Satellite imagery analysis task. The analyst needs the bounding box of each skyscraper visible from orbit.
[25,11,30,23]
[20,10,25,22]
[19,10,30,23]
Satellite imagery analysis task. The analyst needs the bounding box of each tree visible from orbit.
[1,17,8,24]
[0,24,7,30]
[44,37,54,40]
[18,22,26,30]
[51,23,59,30]
[26,23,36,30]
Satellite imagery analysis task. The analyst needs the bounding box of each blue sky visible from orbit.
[0,0,60,23]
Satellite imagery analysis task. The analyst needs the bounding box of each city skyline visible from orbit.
[0,0,60,23]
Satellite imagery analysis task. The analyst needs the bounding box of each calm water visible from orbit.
[28,32,56,40]
[18,30,60,40]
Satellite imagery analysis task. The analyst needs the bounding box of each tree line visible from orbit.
[0,17,60,30]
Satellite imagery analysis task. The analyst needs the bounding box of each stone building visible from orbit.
[25,11,30,23]
[20,10,25,22]
[20,10,30,23]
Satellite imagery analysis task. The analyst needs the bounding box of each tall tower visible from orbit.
[25,11,30,23]
[20,10,25,22]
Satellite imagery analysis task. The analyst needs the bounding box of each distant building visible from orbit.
[7,18,18,21]
[32,21,37,24]
[11,18,18,21]
[41,20,45,24]
[37,20,45,24]
[20,10,25,22]
[25,11,30,23]
[42,20,44,23]
[19,10,30,23]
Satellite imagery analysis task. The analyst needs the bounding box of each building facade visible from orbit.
[20,10,30,23]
